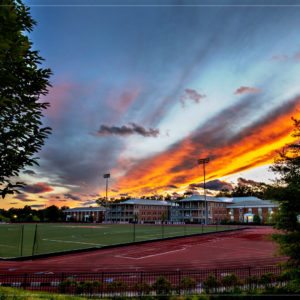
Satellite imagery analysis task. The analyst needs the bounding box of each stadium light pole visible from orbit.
[103,173,110,220]
[197,158,210,225]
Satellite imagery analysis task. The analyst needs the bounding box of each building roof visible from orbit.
[63,206,105,213]
[114,199,173,206]
[179,195,223,202]
[218,196,263,203]
[227,199,278,208]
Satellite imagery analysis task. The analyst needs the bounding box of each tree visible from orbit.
[0,0,52,198]
[266,118,300,275]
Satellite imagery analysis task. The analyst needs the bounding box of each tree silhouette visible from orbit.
[0,0,52,198]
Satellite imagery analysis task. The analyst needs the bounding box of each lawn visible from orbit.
[0,223,233,258]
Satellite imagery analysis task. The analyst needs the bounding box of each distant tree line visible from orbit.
[0,205,69,223]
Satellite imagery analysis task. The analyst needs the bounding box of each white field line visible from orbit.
[115,247,187,260]
[0,244,16,248]
[41,238,106,246]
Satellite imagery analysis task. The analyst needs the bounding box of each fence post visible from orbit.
[178,270,181,295]
[32,224,38,256]
[20,224,24,257]
[23,273,27,290]
[101,272,104,298]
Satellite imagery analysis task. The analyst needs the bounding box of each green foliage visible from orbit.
[259,272,277,289]
[202,275,220,293]
[76,280,102,295]
[152,276,172,296]
[220,219,228,225]
[220,274,241,287]
[32,215,40,222]
[0,0,52,198]
[0,286,91,299]
[176,277,196,294]
[133,281,152,295]
[58,279,77,294]
[253,215,261,225]
[245,275,260,287]
[266,118,300,272]
[106,281,128,292]
[0,213,10,222]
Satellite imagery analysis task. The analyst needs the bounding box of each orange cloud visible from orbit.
[294,50,300,61]
[234,86,260,95]
[23,182,54,194]
[112,97,300,196]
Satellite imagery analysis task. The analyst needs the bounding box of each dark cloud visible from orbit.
[120,193,130,196]
[63,193,81,201]
[23,170,36,175]
[59,200,67,202]
[166,185,178,189]
[96,122,159,138]
[237,177,261,186]
[234,86,260,95]
[189,180,233,191]
[15,194,36,202]
[180,89,206,107]
[30,205,45,208]
[23,182,53,194]
[9,202,18,205]
[83,201,96,206]
[55,196,60,199]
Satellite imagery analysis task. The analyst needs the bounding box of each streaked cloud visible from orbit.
[113,95,300,195]
[23,170,36,175]
[95,123,159,137]
[189,180,233,191]
[22,183,54,194]
[180,89,206,107]
[15,194,36,202]
[237,177,263,186]
[234,86,260,95]
[63,193,81,201]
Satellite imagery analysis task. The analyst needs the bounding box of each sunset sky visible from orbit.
[3,0,300,209]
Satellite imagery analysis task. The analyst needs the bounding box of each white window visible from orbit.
[258,208,262,215]
[248,208,252,213]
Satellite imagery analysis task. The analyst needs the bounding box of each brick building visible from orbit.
[224,197,278,223]
[63,207,105,222]
[106,199,173,223]
[173,195,227,224]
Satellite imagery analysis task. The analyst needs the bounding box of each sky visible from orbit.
[3,0,300,209]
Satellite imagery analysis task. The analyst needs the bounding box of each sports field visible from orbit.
[0,223,234,258]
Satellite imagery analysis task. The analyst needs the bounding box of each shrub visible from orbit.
[76,280,102,294]
[220,274,241,287]
[152,276,172,296]
[245,275,260,288]
[106,281,128,293]
[176,277,196,294]
[202,274,220,293]
[253,215,261,225]
[259,272,277,289]
[58,278,77,294]
[133,281,152,295]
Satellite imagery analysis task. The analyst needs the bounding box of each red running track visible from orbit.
[0,226,287,274]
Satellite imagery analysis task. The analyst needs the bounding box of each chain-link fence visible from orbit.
[0,223,243,257]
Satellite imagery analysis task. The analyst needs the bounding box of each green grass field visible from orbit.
[0,223,234,258]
